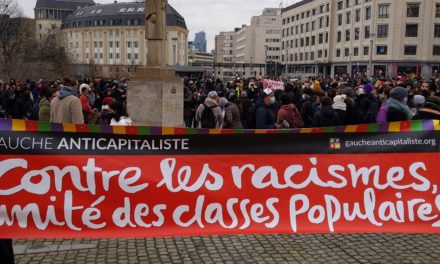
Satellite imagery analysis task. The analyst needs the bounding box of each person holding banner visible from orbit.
[0,239,14,263]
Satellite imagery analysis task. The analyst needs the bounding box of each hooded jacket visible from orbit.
[50,86,84,124]
[277,104,303,128]
[312,105,341,127]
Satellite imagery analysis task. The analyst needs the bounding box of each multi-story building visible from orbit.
[35,0,95,41]
[215,8,282,81]
[60,2,188,77]
[282,0,440,79]
[193,31,207,52]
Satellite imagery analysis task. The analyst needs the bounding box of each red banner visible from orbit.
[2,152,440,238]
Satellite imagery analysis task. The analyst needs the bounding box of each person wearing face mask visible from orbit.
[300,87,317,128]
[386,86,413,122]
[255,88,276,129]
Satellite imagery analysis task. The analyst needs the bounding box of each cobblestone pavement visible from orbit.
[13,234,440,263]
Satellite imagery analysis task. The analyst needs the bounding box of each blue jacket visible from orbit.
[255,99,276,129]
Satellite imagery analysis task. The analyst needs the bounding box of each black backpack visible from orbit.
[200,103,216,128]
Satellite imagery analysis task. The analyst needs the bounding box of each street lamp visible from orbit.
[264,45,268,78]
[285,42,289,77]
[368,33,376,78]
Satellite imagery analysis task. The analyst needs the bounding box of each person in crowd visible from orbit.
[39,88,57,121]
[413,96,440,120]
[312,96,341,127]
[332,94,347,125]
[11,89,33,120]
[239,91,252,128]
[376,85,393,125]
[108,101,132,126]
[80,86,95,124]
[387,86,413,122]
[195,91,223,129]
[223,93,242,129]
[256,88,276,129]
[357,83,379,124]
[276,92,303,129]
[50,77,84,124]
[183,84,195,128]
[300,87,317,128]
[411,94,426,115]
[96,97,115,125]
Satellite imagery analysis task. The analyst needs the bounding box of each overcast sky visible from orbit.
[20,0,301,51]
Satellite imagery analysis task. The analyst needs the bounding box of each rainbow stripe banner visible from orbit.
[0,119,439,135]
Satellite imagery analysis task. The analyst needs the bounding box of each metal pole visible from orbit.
[369,33,376,78]
[285,43,289,77]
[349,53,352,79]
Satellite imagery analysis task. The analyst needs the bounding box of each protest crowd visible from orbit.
[1,73,440,128]
[186,74,440,129]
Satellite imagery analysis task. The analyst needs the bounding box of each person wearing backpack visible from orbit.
[195,91,223,128]
[276,92,303,129]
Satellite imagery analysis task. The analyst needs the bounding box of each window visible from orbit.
[353,47,359,56]
[404,45,417,55]
[377,24,389,38]
[435,24,440,38]
[434,45,440,55]
[355,9,361,22]
[336,49,341,57]
[364,46,369,55]
[338,14,343,26]
[376,45,388,55]
[337,31,342,42]
[365,6,371,20]
[346,0,351,8]
[345,48,350,57]
[405,24,418,37]
[354,28,360,40]
[337,1,343,10]
[346,29,351,41]
[407,3,420,17]
[378,4,390,18]
[365,25,370,38]
[436,4,440,18]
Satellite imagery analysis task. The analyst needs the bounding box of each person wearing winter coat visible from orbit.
[332,94,347,125]
[223,93,242,129]
[255,88,277,129]
[387,86,413,122]
[312,96,341,127]
[95,97,115,125]
[39,88,57,121]
[108,101,132,126]
[413,96,440,120]
[376,85,393,125]
[50,78,84,124]
[300,87,317,128]
[12,90,33,120]
[195,91,223,129]
[276,92,303,128]
[357,83,380,124]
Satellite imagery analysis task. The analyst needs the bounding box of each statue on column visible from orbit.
[146,0,168,67]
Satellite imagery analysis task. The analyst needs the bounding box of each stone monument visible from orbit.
[127,0,183,127]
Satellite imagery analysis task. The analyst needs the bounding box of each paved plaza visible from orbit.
[13,234,440,263]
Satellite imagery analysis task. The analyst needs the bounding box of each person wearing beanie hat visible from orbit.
[413,96,440,120]
[387,86,413,122]
[195,90,223,128]
[358,83,380,124]
[95,97,115,125]
[332,94,347,125]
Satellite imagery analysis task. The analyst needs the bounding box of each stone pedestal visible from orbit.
[128,67,184,127]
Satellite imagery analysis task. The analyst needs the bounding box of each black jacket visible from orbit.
[312,105,341,127]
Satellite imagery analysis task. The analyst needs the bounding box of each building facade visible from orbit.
[60,2,188,77]
[215,8,282,81]
[282,0,440,78]
[35,0,95,41]
[193,31,207,52]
